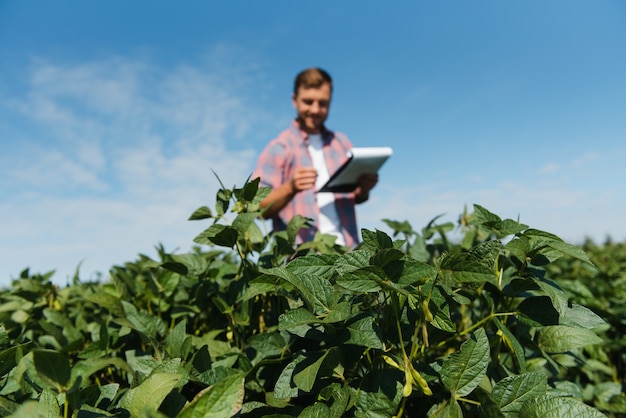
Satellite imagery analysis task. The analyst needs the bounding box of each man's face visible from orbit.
[292,82,331,134]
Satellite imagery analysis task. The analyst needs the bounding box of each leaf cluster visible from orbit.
[0,179,620,417]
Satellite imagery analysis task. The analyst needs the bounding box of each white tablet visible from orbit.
[319,147,393,193]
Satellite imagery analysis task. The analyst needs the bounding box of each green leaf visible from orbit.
[345,316,384,349]
[441,328,490,397]
[409,233,431,262]
[395,259,436,286]
[246,220,265,244]
[71,357,133,385]
[484,219,529,238]
[287,254,339,281]
[188,206,213,220]
[84,291,125,317]
[545,240,594,266]
[0,392,19,416]
[382,218,414,235]
[340,265,413,296]
[298,402,332,417]
[33,349,71,389]
[160,261,188,275]
[537,326,603,353]
[165,319,191,359]
[432,398,464,418]
[240,280,278,302]
[168,253,208,276]
[95,383,121,408]
[558,302,606,330]
[370,248,404,268]
[493,317,526,373]
[0,343,30,377]
[278,308,324,338]
[293,350,333,392]
[39,389,59,416]
[298,231,339,253]
[591,382,626,413]
[232,212,258,235]
[519,395,606,417]
[472,204,502,224]
[212,295,233,314]
[193,224,238,248]
[532,280,605,329]
[439,252,497,285]
[353,369,403,418]
[491,372,547,416]
[520,229,568,264]
[241,176,261,201]
[475,388,506,418]
[471,205,529,237]
[246,332,288,366]
[505,237,531,263]
[422,214,454,240]
[335,267,383,293]
[120,372,183,416]
[360,229,394,250]
[324,299,352,323]
[466,241,502,266]
[320,383,353,418]
[426,284,456,332]
[287,215,312,245]
[215,188,232,216]
[517,296,560,327]
[121,301,167,339]
[549,380,584,399]
[275,354,306,399]
[262,268,333,315]
[335,250,372,274]
[178,373,245,418]
[191,345,212,373]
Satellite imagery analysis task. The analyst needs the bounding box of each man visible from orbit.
[253,68,378,247]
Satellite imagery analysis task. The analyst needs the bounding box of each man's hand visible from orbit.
[260,167,318,218]
[357,173,378,192]
[355,173,378,203]
[290,167,318,193]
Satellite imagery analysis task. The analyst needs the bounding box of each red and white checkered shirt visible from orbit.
[253,120,359,247]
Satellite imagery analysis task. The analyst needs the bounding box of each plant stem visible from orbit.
[433,311,516,349]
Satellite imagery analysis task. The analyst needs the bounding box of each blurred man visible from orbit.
[253,68,377,246]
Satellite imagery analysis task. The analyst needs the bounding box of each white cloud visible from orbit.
[7,147,109,191]
[0,54,265,286]
[541,162,560,174]
[571,151,601,168]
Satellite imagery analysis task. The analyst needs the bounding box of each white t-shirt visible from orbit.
[308,134,346,246]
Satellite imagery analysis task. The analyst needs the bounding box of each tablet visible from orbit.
[319,147,393,193]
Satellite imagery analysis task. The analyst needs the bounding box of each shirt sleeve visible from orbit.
[252,139,289,189]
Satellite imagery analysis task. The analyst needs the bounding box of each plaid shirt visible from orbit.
[253,120,359,247]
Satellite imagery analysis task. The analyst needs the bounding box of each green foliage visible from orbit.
[0,178,621,417]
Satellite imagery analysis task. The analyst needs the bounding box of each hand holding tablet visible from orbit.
[319,147,393,193]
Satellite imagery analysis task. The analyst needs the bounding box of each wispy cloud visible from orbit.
[571,151,601,168]
[541,162,560,174]
[1,53,265,285]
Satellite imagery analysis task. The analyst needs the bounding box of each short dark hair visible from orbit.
[293,68,332,94]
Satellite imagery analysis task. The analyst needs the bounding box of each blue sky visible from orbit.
[1,1,625,286]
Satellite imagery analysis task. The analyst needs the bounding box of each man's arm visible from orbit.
[260,167,318,218]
